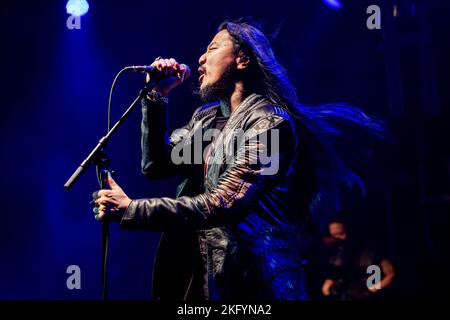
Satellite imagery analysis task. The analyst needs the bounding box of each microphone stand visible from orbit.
[94,152,111,301]
[64,82,155,300]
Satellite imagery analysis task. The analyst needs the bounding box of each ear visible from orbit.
[236,51,250,70]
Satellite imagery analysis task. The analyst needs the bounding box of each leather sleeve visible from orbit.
[122,114,296,231]
[140,97,196,180]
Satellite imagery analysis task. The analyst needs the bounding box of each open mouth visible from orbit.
[198,67,205,83]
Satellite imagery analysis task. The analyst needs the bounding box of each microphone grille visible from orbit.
[180,64,191,80]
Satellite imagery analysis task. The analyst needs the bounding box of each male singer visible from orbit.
[93,19,382,300]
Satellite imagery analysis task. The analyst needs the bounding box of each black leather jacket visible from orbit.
[121,93,310,300]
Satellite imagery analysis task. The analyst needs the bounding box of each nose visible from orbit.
[198,52,206,66]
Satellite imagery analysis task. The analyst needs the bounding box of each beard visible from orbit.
[196,65,235,103]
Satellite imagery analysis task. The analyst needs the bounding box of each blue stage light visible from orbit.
[323,0,343,10]
[66,0,89,17]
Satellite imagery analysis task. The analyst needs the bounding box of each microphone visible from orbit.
[126,64,191,81]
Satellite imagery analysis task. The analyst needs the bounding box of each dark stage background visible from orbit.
[0,0,448,299]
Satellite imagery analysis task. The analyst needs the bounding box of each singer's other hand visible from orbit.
[92,174,132,222]
[147,57,188,96]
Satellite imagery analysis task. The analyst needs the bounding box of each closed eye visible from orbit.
[207,41,219,51]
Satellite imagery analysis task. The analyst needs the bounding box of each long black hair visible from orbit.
[219,19,385,229]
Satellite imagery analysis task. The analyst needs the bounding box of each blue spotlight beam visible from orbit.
[323,0,343,10]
